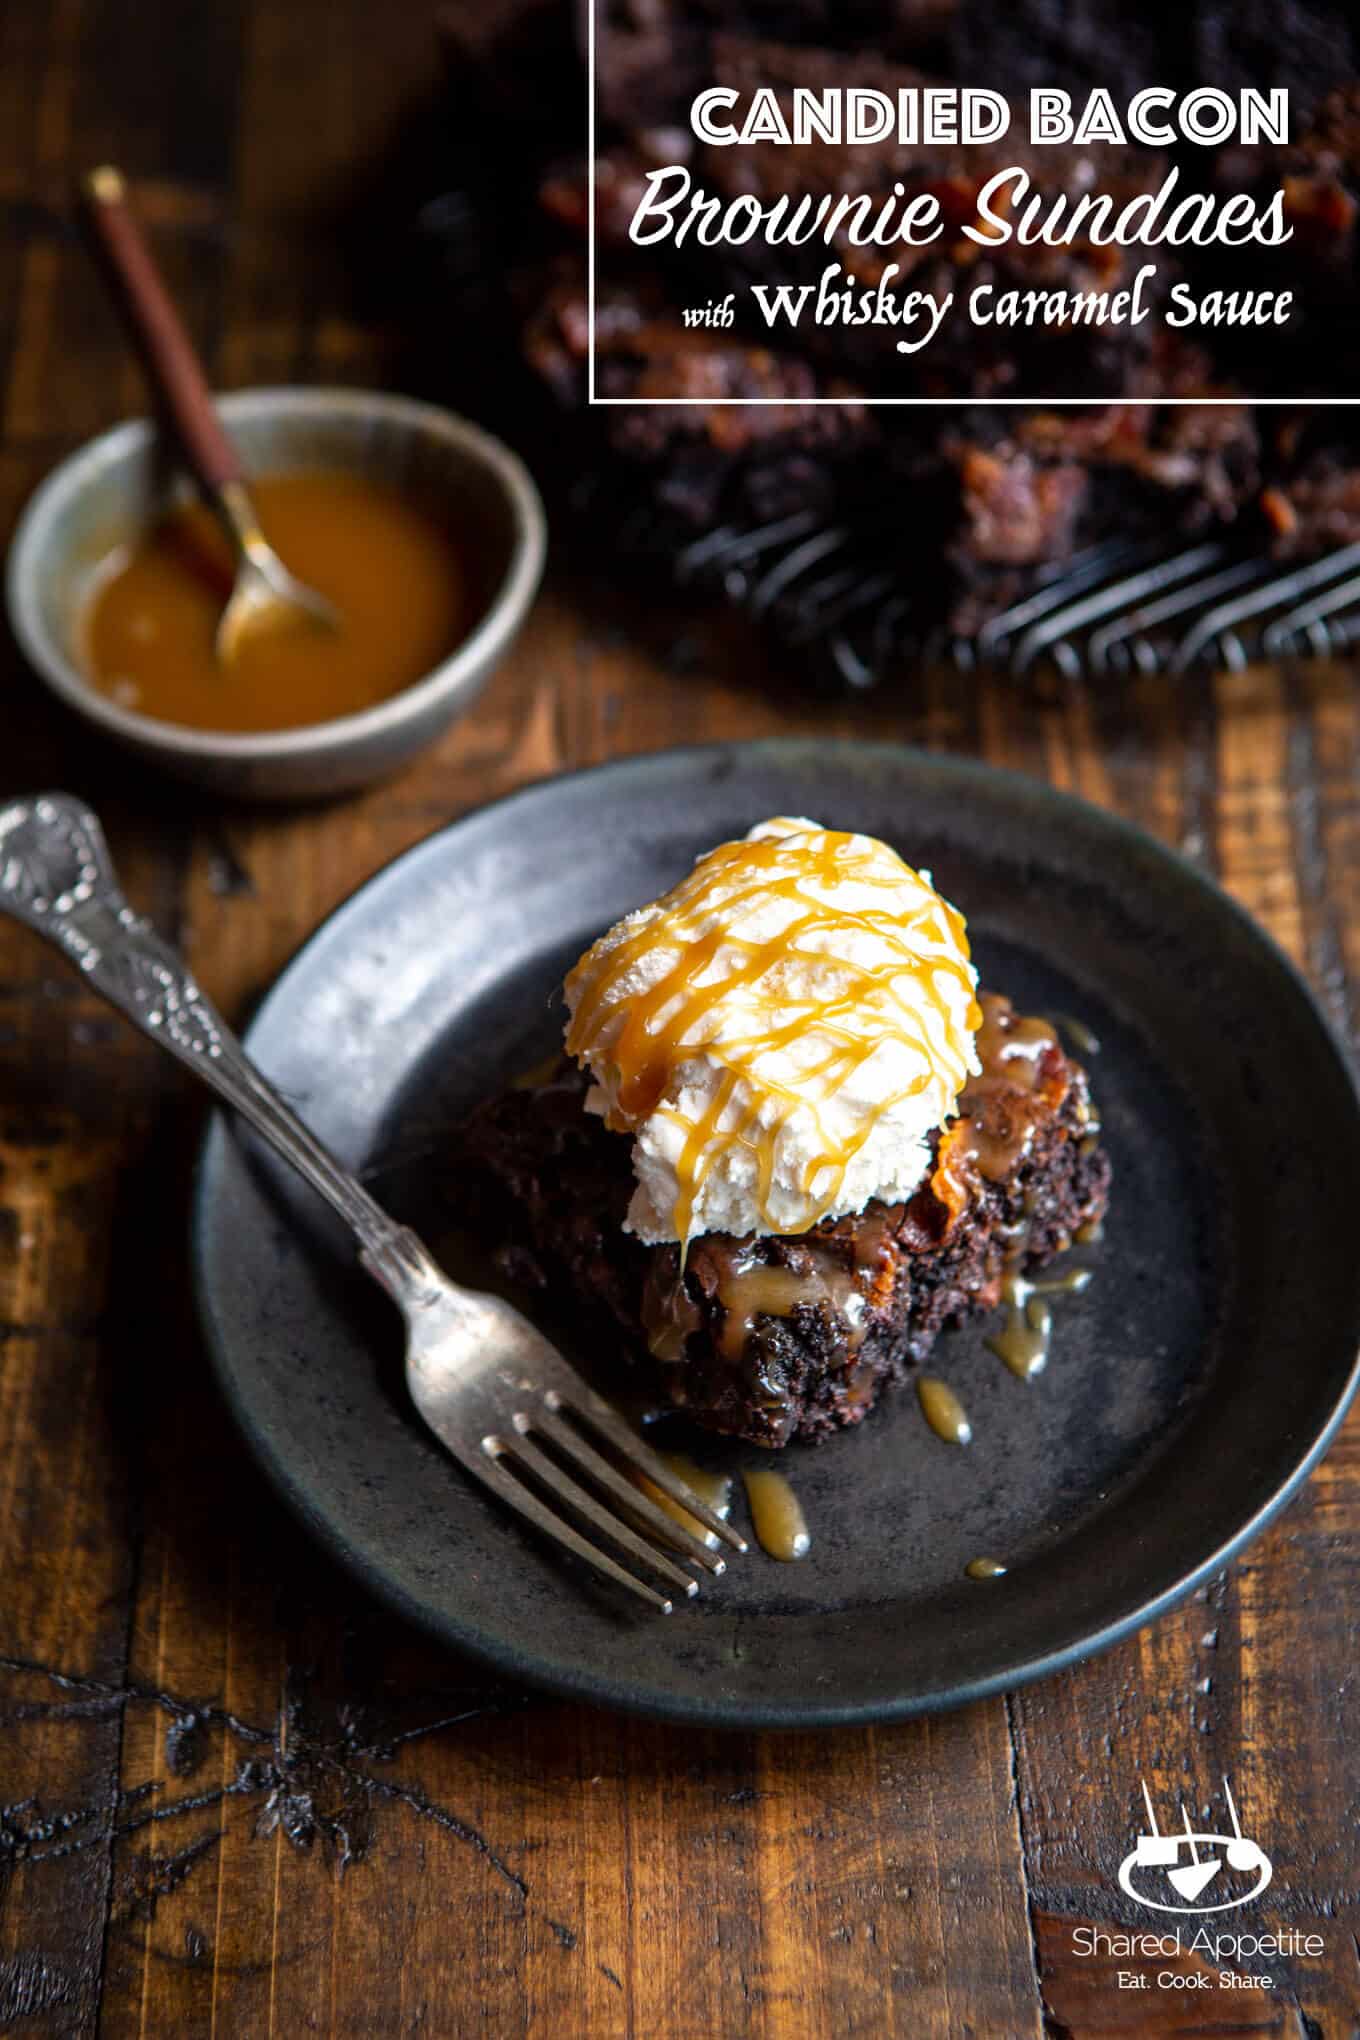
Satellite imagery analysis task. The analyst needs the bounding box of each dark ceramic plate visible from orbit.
[193,741,1360,1726]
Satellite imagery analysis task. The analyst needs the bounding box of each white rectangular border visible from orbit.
[584,0,1357,407]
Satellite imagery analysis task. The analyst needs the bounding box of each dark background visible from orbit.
[0,1,1357,2033]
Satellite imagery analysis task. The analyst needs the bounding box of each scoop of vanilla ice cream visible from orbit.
[563,817,981,1245]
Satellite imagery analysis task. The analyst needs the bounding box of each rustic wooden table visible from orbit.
[2,3,1358,2034]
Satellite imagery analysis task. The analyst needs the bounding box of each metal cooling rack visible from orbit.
[652,510,1360,685]
[415,156,1360,685]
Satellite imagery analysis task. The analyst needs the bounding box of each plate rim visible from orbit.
[191,737,1360,1727]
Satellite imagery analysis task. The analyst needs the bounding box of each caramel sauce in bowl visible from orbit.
[84,472,473,735]
[7,388,546,800]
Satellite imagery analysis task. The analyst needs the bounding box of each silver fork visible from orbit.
[0,793,745,1612]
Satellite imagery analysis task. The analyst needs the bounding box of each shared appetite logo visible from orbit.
[1119,1778,1273,1914]
[1072,1775,1325,1999]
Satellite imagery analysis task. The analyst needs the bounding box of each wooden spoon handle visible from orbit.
[81,165,242,493]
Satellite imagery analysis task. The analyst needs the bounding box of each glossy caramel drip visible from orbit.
[644,1264,704,1363]
[988,1262,1094,1379]
[742,1469,811,1561]
[642,1233,873,1370]
[718,1264,812,1359]
[511,1051,565,1091]
[917,1375,972,1444]
[931,995,1062,1220]
[1042,1011,1101,1057]
[989,1287,1052,1378]
[965,1556,1008,1580]
[635,1454,733,1548]
[716,1245,867,1360]
[565,822,980,1243]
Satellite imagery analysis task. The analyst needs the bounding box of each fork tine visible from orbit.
[530,1406,727,1574]
[504,1433,701,1599]
[562,1390,749,1552]
[475,1444,675,1613]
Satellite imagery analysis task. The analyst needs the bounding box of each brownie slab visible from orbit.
[458,993,1110,1448]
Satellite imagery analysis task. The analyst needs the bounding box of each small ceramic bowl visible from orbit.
[6,387,547,801]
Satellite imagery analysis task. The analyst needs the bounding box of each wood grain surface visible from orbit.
[1,3,1358,2034]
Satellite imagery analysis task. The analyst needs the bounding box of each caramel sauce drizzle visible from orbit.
[917,1375,973,1444]
[716,1246,868,1360]
[988,1262,1094,1379]
[717,1262,815,1359]
[634,1455,733,1548]
[1042,1011,1101,1057]
[742,1469,811,1561]
[930,995,1060,1221]
[565,823,980,1243]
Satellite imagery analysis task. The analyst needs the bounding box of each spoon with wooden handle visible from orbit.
[81,165,340,664]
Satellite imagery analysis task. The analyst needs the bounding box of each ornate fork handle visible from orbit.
[0,793,436,1298]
